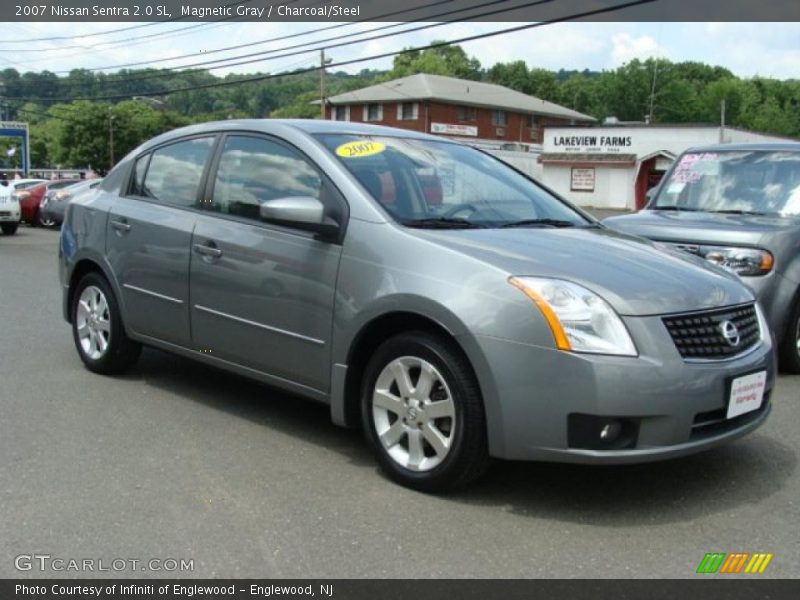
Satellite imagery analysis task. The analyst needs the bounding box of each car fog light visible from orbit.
[599,421,622,442]
[568,414,639,450]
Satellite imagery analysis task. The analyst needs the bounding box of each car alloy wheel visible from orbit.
[361,331,489,491]
[71,272,141,374]
[372,356,456,472]
[38,213,57,228]
[75,285,111,360]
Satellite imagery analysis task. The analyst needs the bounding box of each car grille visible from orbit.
[0,211,11,217]
[662,304,760,360]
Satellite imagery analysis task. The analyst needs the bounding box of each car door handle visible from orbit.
[193,242,223,258]
[110,218,131,232]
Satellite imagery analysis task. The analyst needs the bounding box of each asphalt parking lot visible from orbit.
[1,225,798,579]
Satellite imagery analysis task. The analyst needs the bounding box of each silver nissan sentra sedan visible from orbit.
[59,120,775,491]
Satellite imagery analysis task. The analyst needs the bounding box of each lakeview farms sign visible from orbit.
[552,134,633,153]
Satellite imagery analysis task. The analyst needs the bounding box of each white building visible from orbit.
[537,124,796,210]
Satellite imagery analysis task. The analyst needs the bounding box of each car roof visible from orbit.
[684,142,800,153]
[135,118,448,153]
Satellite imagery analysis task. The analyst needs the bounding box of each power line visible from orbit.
[51,0,460,74]
[14,55,319,122]
[0,21,239,72]
[0,1,319,73]
[0,19,168,44]
[2,18,238,55]
[9,0,660,104]
[10,0,553,93]
[1,0,455,75]
[83,0,521,86]
[0,0,256,48]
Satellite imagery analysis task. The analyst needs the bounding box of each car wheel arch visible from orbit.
[66,259,124,325]
[336,310,495,438]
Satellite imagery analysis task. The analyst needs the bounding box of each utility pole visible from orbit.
[319,49,332,119]
[719,98,726,143]
[647,59,659,124]
[108,107,115,170]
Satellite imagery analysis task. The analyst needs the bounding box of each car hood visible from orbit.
[413,225,753,316]
[603,209,800,247]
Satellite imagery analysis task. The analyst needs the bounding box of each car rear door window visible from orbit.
[141,137,214,207]
[210,135,322,221]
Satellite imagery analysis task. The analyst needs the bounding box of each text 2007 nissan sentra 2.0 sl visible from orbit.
[59,120,775,491]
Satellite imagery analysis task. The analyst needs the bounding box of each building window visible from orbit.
[397,102,418,120]
[527,114,538,128]
[456,106,477,122]
[332,105,349,121]
[492,110,508,127]
[364,103,383,122]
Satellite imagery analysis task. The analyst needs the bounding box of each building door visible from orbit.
[635,157,667,209]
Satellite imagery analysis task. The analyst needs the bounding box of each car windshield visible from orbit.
[316,134,591,229]
[653,150,800,216]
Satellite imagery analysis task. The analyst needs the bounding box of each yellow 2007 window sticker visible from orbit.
[335,140,386,158]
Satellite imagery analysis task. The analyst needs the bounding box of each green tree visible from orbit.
[388,43,482,80]
[487,61,530,92]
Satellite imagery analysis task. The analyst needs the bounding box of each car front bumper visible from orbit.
[39,198,64,224]
[467,313,776,463]
[0,201,21,222]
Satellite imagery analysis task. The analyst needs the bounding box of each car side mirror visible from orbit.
[259,196,339,240]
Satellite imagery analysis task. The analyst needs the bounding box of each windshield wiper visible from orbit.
[709,209,767,216]
[500,218,579,228]
[651,206,702,212]
[402,217,487,229]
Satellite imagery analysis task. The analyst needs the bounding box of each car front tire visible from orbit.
[361,331,490,492]
[0,223,18,235]
[779,298,800,374]
[71,272,141,374]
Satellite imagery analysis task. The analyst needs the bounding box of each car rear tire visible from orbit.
[38,211,57,228]
[779,298,800,374]
[71,272,141,375]
[360,331,490,492]
[0,223,18,235]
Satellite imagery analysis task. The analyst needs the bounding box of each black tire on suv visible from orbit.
[779,298,800,374]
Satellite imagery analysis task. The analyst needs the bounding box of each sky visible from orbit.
[0,21,798,81]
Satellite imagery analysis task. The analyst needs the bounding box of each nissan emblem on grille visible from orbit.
[720,321,741,347]
[662,304,758,359]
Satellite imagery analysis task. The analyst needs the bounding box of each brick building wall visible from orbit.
[326,101,578,144]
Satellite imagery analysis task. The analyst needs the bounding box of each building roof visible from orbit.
[325,73,596,122]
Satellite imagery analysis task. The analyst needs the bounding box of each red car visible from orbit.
[16,180,80,227]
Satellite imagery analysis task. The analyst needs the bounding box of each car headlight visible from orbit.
[698,245,773,277]
[509,277,637,356]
